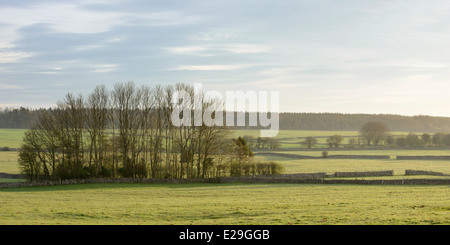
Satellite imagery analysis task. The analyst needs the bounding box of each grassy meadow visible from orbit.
[233,129,412,149]
[0,129,26,149]
[0,151,20,174]
[1,128,449,225]
[0,183,449,225]
[254,157,450,176]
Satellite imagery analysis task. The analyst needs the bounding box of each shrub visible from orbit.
[255,161,284,175]
[135,160,148,178]
[229,161,242,177]
[242,162,256,176]
[98,166,112,178]
[322,151,329,158]
[268,161,284,175]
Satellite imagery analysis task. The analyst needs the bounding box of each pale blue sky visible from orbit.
[1,0,450,116]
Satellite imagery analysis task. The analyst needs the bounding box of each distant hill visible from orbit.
[2,108,450,133]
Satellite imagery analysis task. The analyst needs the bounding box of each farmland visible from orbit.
[0,183,449,225]
[0,128,449,225]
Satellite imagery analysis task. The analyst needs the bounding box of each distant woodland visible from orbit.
[2,107,450,133]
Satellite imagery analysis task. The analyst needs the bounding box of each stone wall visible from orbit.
[256,152,390,160]
[255,152,316,159]
[278,173,328,179]
[397,156,450,160]
[405,170,449,176]
[327,155,390,159]
[0,172,26,179]
[334,170,394,177]
[1,174,450,188]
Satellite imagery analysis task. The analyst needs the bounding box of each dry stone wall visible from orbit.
[256,152,390,160]
[397,156,450,160]
[405,170,449,176]
[327,155,390,159]
[0,172,26,179]
[334,170,394,177]
[1,174,450,188]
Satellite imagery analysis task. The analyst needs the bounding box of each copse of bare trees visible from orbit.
[18,82,282,181]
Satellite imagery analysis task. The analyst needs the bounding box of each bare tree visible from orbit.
[302,137,318,149]
[111,81,145,178]
[19,82,276,181]
[359,121,389,145]
[85,85,109,177]
[327,135,343,148]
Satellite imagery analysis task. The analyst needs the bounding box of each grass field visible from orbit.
[254,156,450,176]
[275,149,450,156]
[233,130,413,149]
[1,128,450,177]
[0,183,449,225]
[0,178,25,183]
[0,151,20,174]
[1,128,449,225]
[0,129,26,149]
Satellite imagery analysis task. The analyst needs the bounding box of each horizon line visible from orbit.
[1,105,450,119]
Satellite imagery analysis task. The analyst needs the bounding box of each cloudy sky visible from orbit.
[1,0,450,116]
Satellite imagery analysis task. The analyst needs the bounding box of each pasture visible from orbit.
[0,151,20,174]
[0,183,449,225]
[233,129,412,149]
[256,157,450,177]
[0,129,26,149]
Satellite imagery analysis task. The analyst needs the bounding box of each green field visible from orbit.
[0,183,449,225]
[0,128,24,176]
[2,129,450,176]
[254,156,450,176]
[275,149,450,156]
[0,151,20,174]
[0,129,26,149]
[1,128,450,225]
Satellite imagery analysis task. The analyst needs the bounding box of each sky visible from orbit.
[1,0,450,117]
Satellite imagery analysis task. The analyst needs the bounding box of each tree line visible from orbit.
[277,113,450,132]
[18,82,282,181]
[5,109,450,133]
[0,107,42,129]
[241,136,281,150]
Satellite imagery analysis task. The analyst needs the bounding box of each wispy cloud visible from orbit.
[73,44,104,51]
[0,3,199,49]
[0,50,34,63]
[166,46,209,55]
[129,11,202,26]
[79,0,126,5]
[0,4,125,35]
[0,83,23,90]
[91,64,118,73]
[166,44,269,56]
[190,29,240,41]
[168,64,251,71]
[224,44,269,54]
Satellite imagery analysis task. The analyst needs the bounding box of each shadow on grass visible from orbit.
[0,181,258,193]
